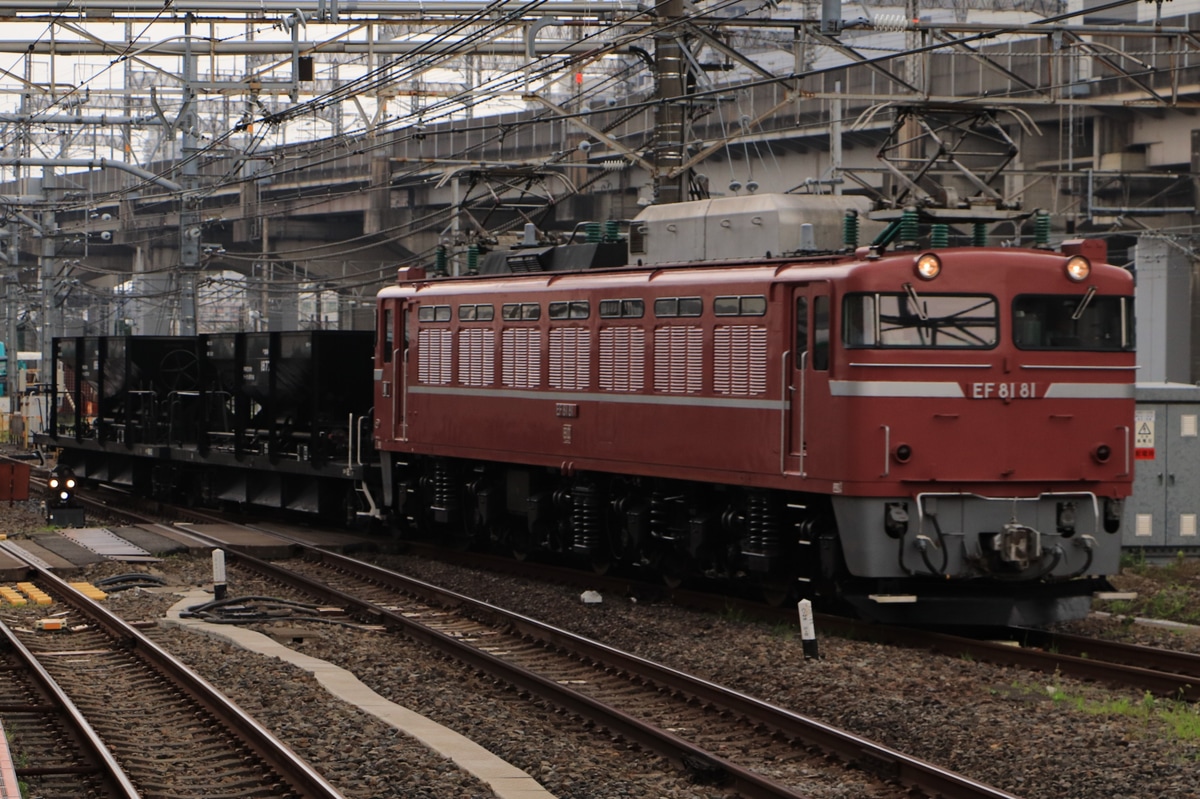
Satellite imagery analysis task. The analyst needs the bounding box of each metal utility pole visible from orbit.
[653,0,687,205]
[178,13,201,335]
[3,221,17,404]
[38,172,56,379]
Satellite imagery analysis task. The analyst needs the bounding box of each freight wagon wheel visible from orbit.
[342,487,363,530]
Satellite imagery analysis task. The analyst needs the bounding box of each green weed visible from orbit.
[1120,549,1149,573]
[1048,689,1200,741]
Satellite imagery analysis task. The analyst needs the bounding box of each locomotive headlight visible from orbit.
[49,478,60,489]
[914,252,942,280]
[1093,444,1112,463]
[66,478,76,489]
[1065,255,1091,282]
[59,491,69,502]
[894,443,913,463]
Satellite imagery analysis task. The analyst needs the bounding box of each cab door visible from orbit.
[787,284,832,478]
[375,299,408,443]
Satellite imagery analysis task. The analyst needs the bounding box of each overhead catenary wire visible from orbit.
[6,0,1151,219]
[0,0,1169,316]
[8,0,764,208]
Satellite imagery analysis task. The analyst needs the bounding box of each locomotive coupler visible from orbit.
[988,523,1042,570]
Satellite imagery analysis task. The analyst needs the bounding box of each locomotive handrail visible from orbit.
[848,361,989,368]
[779,350,789,476]
[915,490,1103,540]
[880,424,890,478]
[798,350,806,477]
[400,345,409,442]
[1118,424,1130,477]
[349,412,370,468]
[1019,363,1138,370]
[360,413,367,467]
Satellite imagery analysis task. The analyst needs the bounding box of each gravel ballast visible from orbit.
[1,495,1199,799]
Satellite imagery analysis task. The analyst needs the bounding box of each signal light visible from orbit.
[894,443,913,463]
[49,468,78,507]
[1094,444,1112,463]
[46,466,84,527]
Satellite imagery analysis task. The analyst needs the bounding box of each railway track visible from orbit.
[165,523,1020,799]
[0,553,346,799]
[69,479,1200,701]
[0,616,139,798]
[1010,626,1200,696]
[377,541,1200,702]
[68,478,1200,704]
[60,486,1200,794]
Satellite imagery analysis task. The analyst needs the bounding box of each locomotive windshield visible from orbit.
[842,293,997,348]
[1012,294,1134,351]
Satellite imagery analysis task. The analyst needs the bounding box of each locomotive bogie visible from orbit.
[389,450,829,596]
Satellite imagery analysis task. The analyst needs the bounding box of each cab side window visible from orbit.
[382,308,394,362]
[812,296,830,371]
[795,296,808,368]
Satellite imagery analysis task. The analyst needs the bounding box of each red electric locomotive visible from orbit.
[374,219,1135,626]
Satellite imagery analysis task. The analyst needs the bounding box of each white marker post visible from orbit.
[797,599,819,660]
[212,549,227,601]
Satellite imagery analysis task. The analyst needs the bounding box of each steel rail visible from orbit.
[0,618,143,797]
[79,483,1200,707]
[14,560,348,799]
[188,539,812,799]
[76,492,1200,755]
[1012,627,1200,684]
[864,626,1200,701]
[352,540,1200,703]
[181,525,1022,799]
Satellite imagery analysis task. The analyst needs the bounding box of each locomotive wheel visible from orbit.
[589,551,611,575]
[759,577,793,608]
[660,552,686,589]
[510,525,532,561]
